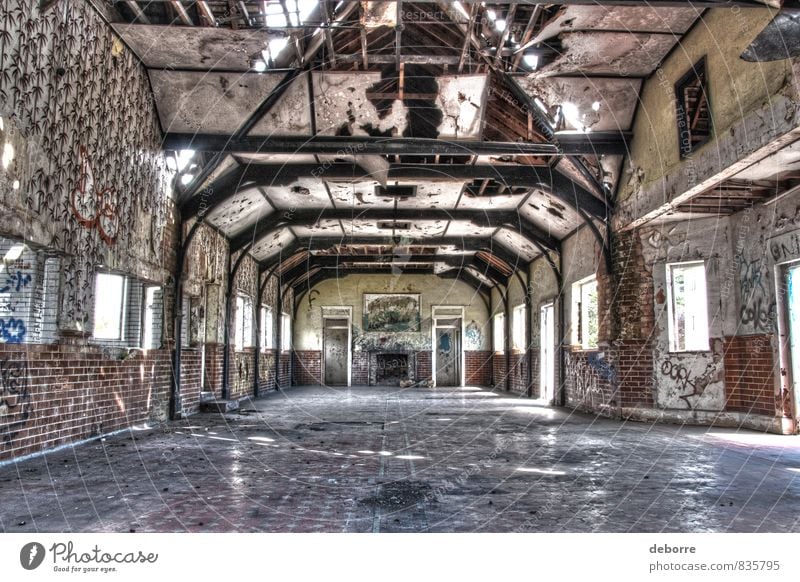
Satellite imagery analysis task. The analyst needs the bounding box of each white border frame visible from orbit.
[431,305,465,387]
[322,306,352,387]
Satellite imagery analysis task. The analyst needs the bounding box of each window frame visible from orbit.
[512,304,526,352]
[260,304,273,350]
[666,260,710,353]
[235,294,254,352]
[493,312,505,353]
[281,312,291,351]
[92,272,128,341]
[571,275,599,350]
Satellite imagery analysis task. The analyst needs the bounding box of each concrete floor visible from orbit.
[1,385,799,533]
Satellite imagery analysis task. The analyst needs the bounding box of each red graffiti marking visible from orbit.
[70,146,120,245]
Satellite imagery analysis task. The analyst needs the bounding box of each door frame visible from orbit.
[322,306,352,387]
[776,261,800,432]
[539,302,555,404]
[431,305,465,387]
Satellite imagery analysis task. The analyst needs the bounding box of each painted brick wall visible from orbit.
[0,343,172,461]
[509,353,527,394]
[230,348,256,400]
[352,352,369,385]
[278,352,292,388]
[465,351,492,386]
[492,353,507,389]
[180,349,202,414]
[294,350,321,385]
[724,335,778,416]
[258,349,277,393]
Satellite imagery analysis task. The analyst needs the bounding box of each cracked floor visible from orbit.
[1,385,799,532]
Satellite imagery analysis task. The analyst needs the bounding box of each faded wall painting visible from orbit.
[363,293,420,332]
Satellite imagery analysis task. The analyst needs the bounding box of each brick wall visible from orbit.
[278,352,292,388]
[465,351,492,386]
[492,353,507,389]
[230,348,256,400]
[180,349,202,414]
[294,350,321,385]
[352,352,369,385]
[724,335,779,416]
[415,351,432,382]
[258,349,277,393]
[615,340,654,408]
[509,353,527,394]
[565,348,617,413]
[0,343,172,461]
[203,343,224,398]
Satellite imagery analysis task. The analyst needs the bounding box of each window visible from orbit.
[281,312,291,351]
[666,261,709,352]
[260,305,273,349]
[93,273,126,340]
[235,295,253,351]
[675,58,712,159]
[512,304,526,351]
[93,272,163,347]
[142,286,162,349]
[572,275,598,349]
[493,312,505,352]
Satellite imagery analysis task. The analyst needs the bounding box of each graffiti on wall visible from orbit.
[70,146,120,245]
[566,352,603,402]
[0,358,30,443]
[464,321,482,350]
[736,254,776,332]
[659,357,722,408]
[0,0,172,328]
[0,318,26,343]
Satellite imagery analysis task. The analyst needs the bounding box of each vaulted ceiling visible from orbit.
[101,0,787,297]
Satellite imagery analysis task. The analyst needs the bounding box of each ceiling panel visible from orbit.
[206,188,271,238]
[533,6,699,44]
[291,220,345,238]
[435,75,488,140]
[261,178,332,208]
[518,77,642,132]
[251,228,296,262]
[149,70,284,134]
[247,75,313,136]
[444,222,497,238]
[114,25,282,70]
[533,32,678,78]
[494,228,541,262]
[519,191,583,239]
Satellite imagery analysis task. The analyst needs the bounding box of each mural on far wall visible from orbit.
[363,293,420,332]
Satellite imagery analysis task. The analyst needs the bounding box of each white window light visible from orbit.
[592,101,601,112]
[494,18,506,32]
[572,275,598,349]
[666,261,710,352]
[94,273,126,340]
[2,142,14,169]
[180,173,195,186]
[175,149,194,172]
[493,312,505,352]
[281,312,291,351]
[512,304,526,351]
[4,244,25,262]
[260,305,273,349]
[235,295,254,351]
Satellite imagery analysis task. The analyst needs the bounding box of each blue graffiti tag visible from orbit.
[0,270,31,294]
[0,318,27,343]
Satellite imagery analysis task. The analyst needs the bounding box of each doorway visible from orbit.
[323,309,351,386]
[784,265,800,428]
[539,303,555,403]
[432,306,464,387]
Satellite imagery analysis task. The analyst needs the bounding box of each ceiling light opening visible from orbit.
[523,54,539,70]
[376,185,416,198]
